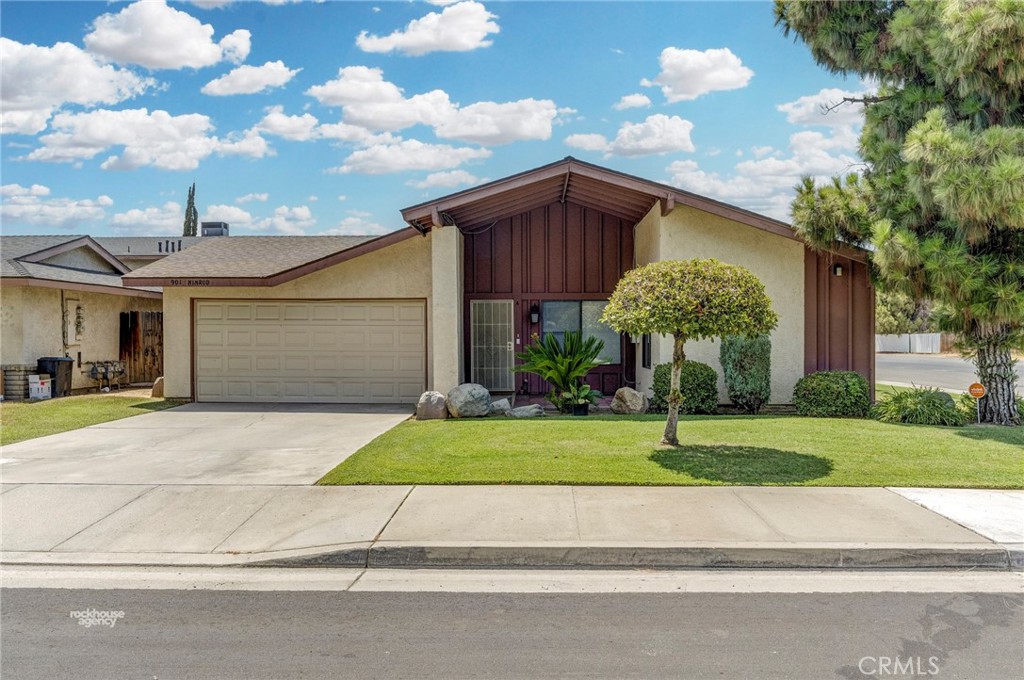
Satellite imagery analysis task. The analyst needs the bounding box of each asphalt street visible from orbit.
[876,353,1024,393]
[3,587,1022,679]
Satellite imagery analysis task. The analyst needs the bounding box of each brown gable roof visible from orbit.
[123,230,419,287]
[401,156,802,242]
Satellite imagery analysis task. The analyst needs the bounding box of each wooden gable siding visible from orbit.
[804,250,875,394]
[463,200,636,395]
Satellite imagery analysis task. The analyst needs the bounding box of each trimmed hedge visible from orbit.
[873,387,968,426]
[651,361,719,415]
[793,371,870,418]
[720,334,772,414]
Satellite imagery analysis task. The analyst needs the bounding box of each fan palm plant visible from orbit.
[515,331,605,413]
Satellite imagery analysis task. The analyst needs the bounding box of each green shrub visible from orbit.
[793,371,870,418]
[719,334,772,414]
[651,361,719,415]
[955,392,1024,424]
[873,387,968,426]
[515,331,605,413]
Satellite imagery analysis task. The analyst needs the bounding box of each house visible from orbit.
[125,157,874,405]
[95,236,204,271]
[1,236,164,399]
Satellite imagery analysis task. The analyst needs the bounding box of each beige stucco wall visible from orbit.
[0,284,161,390]
[41,248,118,273]
[637,205,806,404]
[161,233,436,399]
[430,225,464,394]
[631,203,662,396]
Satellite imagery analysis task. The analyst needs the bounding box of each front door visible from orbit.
[470,300,515,392]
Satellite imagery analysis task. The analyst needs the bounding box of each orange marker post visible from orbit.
[968,383,986,424]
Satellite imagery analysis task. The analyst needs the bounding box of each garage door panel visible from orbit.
[195,300,425,403]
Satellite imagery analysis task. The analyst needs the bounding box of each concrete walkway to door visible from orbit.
[0,403,411,486]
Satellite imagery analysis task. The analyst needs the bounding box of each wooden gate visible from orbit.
[119,311,163,383]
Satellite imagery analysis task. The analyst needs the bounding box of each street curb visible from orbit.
[7,544,1016,571]
[358,543,1016,570]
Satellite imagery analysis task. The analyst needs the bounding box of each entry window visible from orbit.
[541,300,621,364]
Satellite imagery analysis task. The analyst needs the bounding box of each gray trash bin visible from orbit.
[37,357,75,398]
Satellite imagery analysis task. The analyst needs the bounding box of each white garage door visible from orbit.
[194,300,426,403]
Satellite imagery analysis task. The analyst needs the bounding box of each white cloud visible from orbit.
[434,99,559,145]
[307,66,454,132]
[407,170,483,189]
[307,195,318,202]
[202,61,300,96]
[84,0,250,69]
[334,139,491,174]
[110,201,182,235]
[613,93,651,111]
[777,87,868,127]
[188,1,234,8]
[642,47,753,102]
[0,183,51,198]
[0,38,153,135]
[254,205,316,235]
[324,212,391,235]
[356,1,499,56]
[337,195,348,202]
[236,192,268,204]
[564,133,612,152]
[202,204,254,228]
[24,108,270,170]
[256,106,320,141]
[565,114,695,157]
[0,185,112,229]
[666,126,859,220]
[306,66,559,145]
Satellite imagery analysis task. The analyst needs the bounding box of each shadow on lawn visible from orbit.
[651,445,833,484]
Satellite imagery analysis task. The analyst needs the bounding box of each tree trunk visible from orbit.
[662,335,686,446]
[973,341,1020,426]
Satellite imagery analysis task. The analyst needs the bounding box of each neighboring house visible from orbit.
[126,157,873,405]
[1,236,163,398]
[95,236,204,271]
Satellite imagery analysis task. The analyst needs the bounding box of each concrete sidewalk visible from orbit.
[2,484,1021,570]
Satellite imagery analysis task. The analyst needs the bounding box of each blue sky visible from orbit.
[1,0,868,237]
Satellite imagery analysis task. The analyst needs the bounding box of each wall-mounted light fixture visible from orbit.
[529,304,540,324]
[833,263,844,277]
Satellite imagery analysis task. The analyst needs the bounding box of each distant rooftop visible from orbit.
[94,236,204,258]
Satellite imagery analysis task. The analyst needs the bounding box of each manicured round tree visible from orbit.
[602,259,779,446]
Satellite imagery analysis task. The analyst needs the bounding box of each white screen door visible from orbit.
[470,300,515,391]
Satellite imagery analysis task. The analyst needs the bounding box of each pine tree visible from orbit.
[183,182,198,237]
[776,0,1024,425]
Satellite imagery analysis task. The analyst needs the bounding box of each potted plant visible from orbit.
[514,331,606,414]
[562,382,601,416]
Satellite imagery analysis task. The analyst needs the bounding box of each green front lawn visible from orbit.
[319,415,1024,488]
[0,395,183,445]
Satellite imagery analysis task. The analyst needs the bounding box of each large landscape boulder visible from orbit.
[446,383,492,418]
[490,398,512,415]
[507,404,545,418]
[610,387,648,415]
[416,391,448,420]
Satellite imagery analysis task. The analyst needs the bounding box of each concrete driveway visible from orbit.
[0,403,411,485]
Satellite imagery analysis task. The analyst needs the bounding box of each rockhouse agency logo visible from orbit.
[69,608,125,628]
[858,656,940,676]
